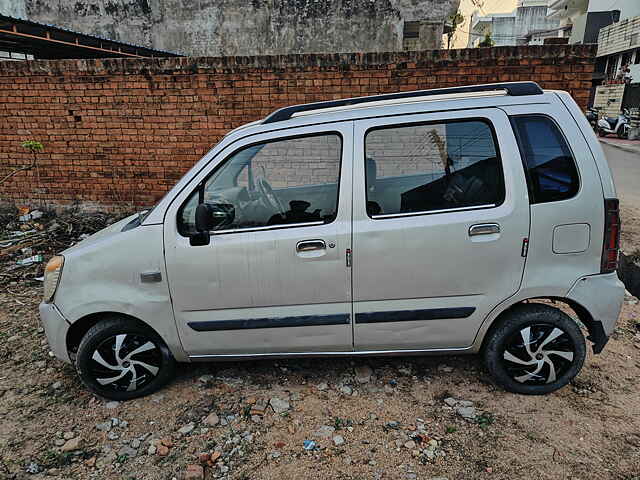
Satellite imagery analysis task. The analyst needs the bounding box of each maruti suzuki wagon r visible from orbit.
[39,82,625,400]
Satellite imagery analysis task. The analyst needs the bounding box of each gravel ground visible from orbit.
[1,288,639,480]
[0,207,639,480]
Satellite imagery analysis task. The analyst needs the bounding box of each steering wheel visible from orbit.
[256,177,286,215]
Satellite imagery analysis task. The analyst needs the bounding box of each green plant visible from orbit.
[446,425,457,434]
[446,10,465,49]
[21,140,44,153]
[334,417,352,430]
[476,413,495,428]
[478,33,494,48]
[1,140,45,185]
[42,449,72,468]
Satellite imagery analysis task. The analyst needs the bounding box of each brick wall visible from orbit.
[0,45,596,210]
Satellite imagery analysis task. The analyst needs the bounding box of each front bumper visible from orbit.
[39,302,72,364]
[567,272,625,353]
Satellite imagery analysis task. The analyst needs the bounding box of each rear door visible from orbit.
[352,108,530,351]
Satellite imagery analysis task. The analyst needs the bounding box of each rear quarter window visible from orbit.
[511,115,579,204]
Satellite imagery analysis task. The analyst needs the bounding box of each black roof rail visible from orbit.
[263,81,543,124]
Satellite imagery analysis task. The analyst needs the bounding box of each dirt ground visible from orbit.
[621,204,640,254]
[1,209,640,480]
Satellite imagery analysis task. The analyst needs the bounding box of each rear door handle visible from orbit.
[469,223,500,236]
[296,239,326,252]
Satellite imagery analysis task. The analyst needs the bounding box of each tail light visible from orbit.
[601,198,620,273]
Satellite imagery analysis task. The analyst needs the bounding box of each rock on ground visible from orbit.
[314,425,336,439]
[354,365,373,384]
[269,397,290,414]
[203,412,219,426]
[60,437,82,452]
[183,464,204,480]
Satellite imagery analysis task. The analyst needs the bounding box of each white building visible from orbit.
[547,0,639,44]
[468,0,560,47]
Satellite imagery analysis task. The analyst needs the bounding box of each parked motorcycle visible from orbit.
[585,106,601,130]
[597,108,630,139]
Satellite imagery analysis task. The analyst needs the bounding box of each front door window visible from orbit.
[178,134,342,235]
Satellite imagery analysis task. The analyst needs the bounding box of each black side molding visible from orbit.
[188,313,350,332]
[355,307,475,324]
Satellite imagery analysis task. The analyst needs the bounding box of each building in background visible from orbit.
[523,24,572,44]
[467,0,559,47]
[544,1,640,111]
[592,11,640,116]
[0,0,461,57]
[449,0,517,49]
[546,0,633,44]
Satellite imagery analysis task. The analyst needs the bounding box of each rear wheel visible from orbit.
[483,304,586,395]
[617,126,628,139]
[75,317,176,400]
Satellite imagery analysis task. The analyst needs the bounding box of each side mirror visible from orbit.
[195,203,235,231]
[191,203,234,246]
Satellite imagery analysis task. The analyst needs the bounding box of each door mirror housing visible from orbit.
[195,203,235,232]
[190,203,234,246]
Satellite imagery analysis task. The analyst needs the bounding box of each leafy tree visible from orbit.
[478,32,494,48]
[0,140,44,185]
[446,11,465,49]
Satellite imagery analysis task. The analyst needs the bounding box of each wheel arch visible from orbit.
[66,312,161,360]
[477,296,599,353]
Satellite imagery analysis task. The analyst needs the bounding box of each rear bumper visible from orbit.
[567,272,625,353]
[39,302,72,364]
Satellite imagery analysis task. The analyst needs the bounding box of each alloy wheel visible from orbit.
[89,334,162,392]
[501,323,576,385]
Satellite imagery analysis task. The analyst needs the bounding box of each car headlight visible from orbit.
[44,255,64,303]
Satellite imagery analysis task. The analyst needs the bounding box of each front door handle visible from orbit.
[469,223,500,236]
[296,239,326,253]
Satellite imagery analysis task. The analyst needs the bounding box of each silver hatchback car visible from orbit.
[40,82,625,400]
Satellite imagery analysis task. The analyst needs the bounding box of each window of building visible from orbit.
[178,134,342,235]
[511,116,579,204]
[364,119,504,217]
[403,21,420,50]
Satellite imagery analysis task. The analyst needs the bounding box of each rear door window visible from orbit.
[511,116,579,203]
[364,119,504,217]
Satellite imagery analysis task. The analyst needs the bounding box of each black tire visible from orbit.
[483,303,586,395]
[617,127,628,139]
[598,128,607,137]
[75,316,176,401]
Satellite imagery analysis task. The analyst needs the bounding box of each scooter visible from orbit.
[597,108,630,139]
[585,106,601,131]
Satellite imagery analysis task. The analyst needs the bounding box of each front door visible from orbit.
[164,123,353,357]
[352,109,530,351]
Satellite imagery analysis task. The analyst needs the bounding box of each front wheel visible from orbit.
[598,128,607,137]
[75,317,176,400]
[483,304,586,395]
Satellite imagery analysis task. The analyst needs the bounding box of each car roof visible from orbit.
[225,82,557,142]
